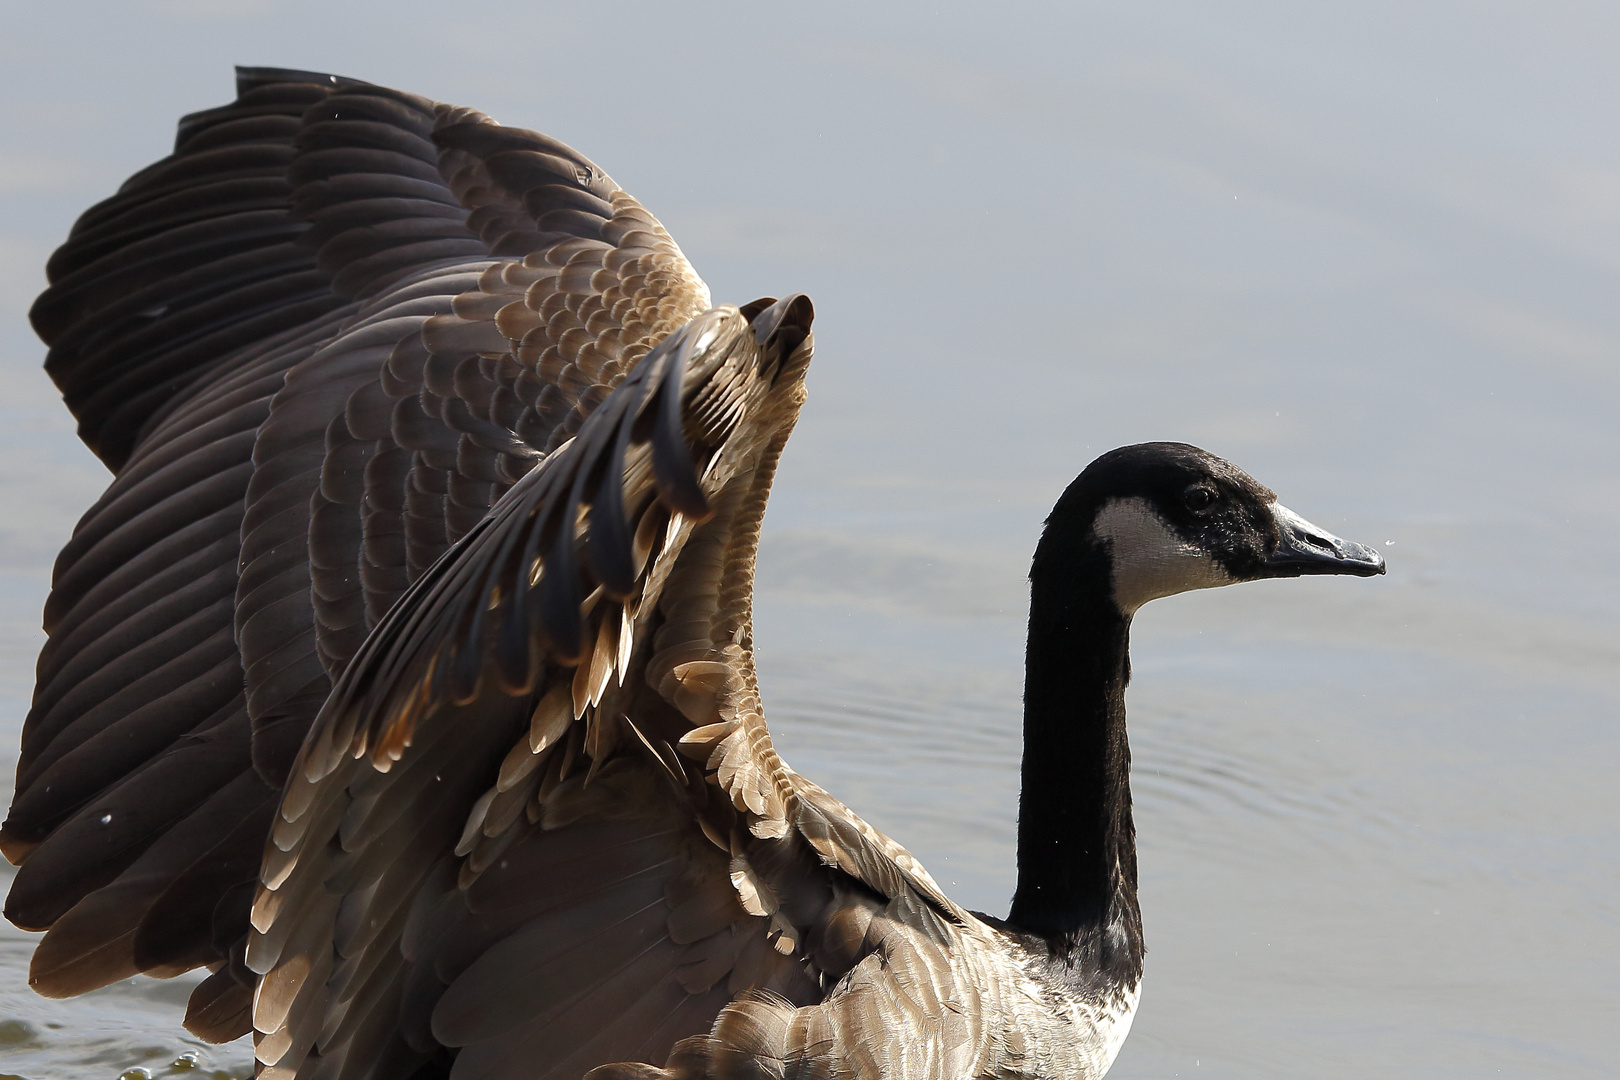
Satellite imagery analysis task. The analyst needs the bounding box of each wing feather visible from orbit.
[250,304,818,1077]
[11,59,717,1021]
[33,71,343,470]
[7,65,1001,1080]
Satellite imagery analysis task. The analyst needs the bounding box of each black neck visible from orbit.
[1007,527,1143,985]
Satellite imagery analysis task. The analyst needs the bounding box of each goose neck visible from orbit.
[1008,538,1142,985]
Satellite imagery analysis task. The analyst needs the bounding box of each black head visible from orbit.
[1041,442,1385,615]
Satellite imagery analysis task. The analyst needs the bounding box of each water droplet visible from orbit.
[100,813,113,824]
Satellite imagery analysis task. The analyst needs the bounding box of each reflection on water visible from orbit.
[3,2,1618,1078]
[0,911,250,1078]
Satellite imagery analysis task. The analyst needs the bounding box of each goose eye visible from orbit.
[1183,486,1217,513]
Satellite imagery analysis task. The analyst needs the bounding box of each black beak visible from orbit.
[1263,503,1386,578]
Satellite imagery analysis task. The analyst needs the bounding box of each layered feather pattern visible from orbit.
[9,67,1139,1080]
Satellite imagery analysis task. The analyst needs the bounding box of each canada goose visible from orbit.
[2,68,1385,1079]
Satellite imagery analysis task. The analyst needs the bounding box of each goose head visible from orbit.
[1042,442,1385,616]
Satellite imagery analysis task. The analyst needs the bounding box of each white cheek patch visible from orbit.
[1092,496,1234,614]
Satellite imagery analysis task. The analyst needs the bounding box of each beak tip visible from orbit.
[1267,503,1387,580]
[1350,543,1387,577]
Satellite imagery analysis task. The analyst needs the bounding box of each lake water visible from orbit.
[2,3,1616,1078]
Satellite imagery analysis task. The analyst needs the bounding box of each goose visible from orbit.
[2,68,1385,1079]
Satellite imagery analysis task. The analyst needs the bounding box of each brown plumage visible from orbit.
[5,67,1387,1080]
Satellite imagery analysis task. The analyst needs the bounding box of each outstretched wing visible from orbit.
[250,297,820,1079]
[10,67,1002,1080]
[250,287,1010,1080]
[2,66,710,1040]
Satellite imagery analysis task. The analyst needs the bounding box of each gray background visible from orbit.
[1,2,1616,1077]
